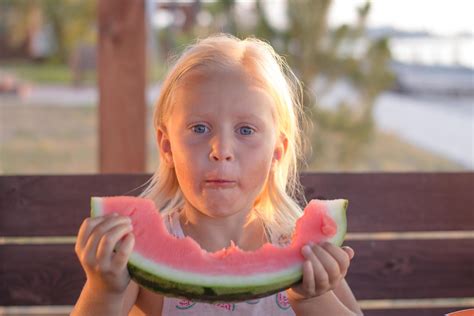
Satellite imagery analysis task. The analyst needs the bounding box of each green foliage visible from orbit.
[1,60,73,83]
[1,0,96,63]
[250,0,395,168]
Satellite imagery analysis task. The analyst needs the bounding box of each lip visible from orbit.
[205,179,234,183]
[204,180,236,188]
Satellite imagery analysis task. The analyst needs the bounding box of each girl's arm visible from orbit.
[71,280,136,316]
[333,278,363,314]
[289,278,363,315]
[290,289,360,316]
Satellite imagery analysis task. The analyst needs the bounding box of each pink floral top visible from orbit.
[161,210,296,315]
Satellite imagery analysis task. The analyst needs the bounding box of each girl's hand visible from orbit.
[287,242,355,301]
[74,213,135,295]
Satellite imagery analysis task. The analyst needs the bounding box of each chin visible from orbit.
[202,205,238,218]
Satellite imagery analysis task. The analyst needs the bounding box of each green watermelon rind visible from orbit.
[90,197,103,218]
[325,199,348,247]
[127,257,302,302]
[90,197,348,302]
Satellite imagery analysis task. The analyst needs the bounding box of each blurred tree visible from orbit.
[1,0,96,63]
[252,0,395,169]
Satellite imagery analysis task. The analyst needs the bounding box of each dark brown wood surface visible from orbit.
[300,172,474,232]
[1,173,473,311]
[0,173,472,236]
[0,174,150,236]
[1,239,473,305]
[344,239,474,300]
[0,245,84,306]
[98,0,146,173]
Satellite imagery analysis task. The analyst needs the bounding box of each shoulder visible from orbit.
[123,281,164,316]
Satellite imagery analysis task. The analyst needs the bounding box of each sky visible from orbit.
[259,0,474,36]
[329,0,474,36]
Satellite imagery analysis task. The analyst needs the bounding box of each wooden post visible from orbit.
[98,0,146,173]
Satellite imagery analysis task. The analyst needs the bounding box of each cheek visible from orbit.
[171,141,203,192]
[241,145,273,188]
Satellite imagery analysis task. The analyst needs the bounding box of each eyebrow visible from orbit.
[235,113,266,122]
[186,112,266,124]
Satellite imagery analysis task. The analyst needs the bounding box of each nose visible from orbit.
[209,133,234,162]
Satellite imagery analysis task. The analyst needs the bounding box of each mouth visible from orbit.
[205,179,235,183]
[204,179,237,188]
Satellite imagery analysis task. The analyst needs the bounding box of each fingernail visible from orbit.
[302,245,312,257]
[343,246,354,259]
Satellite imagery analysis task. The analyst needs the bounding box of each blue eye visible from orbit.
[239,126,254,136]
[191,124,208,134]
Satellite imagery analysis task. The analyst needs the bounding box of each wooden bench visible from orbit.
[1,172,473,315]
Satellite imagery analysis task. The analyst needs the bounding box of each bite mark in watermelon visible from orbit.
[90,196,348,302]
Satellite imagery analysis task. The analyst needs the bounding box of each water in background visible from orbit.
[377,35,473,169]
[374,92,473,168]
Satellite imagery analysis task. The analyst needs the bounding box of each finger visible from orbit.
[311,243,340,283]
[76,215,109,253]
[111,232,135,271]
[302,244,329,292]
[301,259,316,296]
[301,245,317,295]
[76,213,121,252]
[342,246,355,260]
[96,222,134,264]
[82,216,131,265]
[321,243,352,277]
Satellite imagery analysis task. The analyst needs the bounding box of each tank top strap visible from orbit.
[263,222,292,248]
[163,208,186,238]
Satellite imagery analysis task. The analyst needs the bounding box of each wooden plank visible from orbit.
[300,172,474,232]
[98,0,146,173]
[0,175,150,236]
[345,239,474,300]
[359,298,474,314]
[362,308,473,316]
[1,239,473,305]
[1,173,473,236]
[0,245,84,306]
[0,305,71,315]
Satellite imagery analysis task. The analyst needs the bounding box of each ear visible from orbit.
[156,126,174,168]
[273,133,288,163]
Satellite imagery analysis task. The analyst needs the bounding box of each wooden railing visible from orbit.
[1,173,473,315]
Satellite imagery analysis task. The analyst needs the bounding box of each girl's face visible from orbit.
[158,68,286,219]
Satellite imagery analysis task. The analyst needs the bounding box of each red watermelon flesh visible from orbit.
[91,196,347,302]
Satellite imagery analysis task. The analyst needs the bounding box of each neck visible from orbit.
[178,203,267,252]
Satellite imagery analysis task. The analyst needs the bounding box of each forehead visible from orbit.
[171,68,276,122]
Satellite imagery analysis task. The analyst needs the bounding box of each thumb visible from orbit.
[342,246,355,260]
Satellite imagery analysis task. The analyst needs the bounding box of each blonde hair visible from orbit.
[139,33,310,239]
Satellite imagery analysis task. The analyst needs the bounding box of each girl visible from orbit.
[72,34,363,315]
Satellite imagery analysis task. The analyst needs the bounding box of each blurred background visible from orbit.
[0,0,473,175]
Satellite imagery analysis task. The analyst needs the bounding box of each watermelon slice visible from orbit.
[90,196,348,302]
